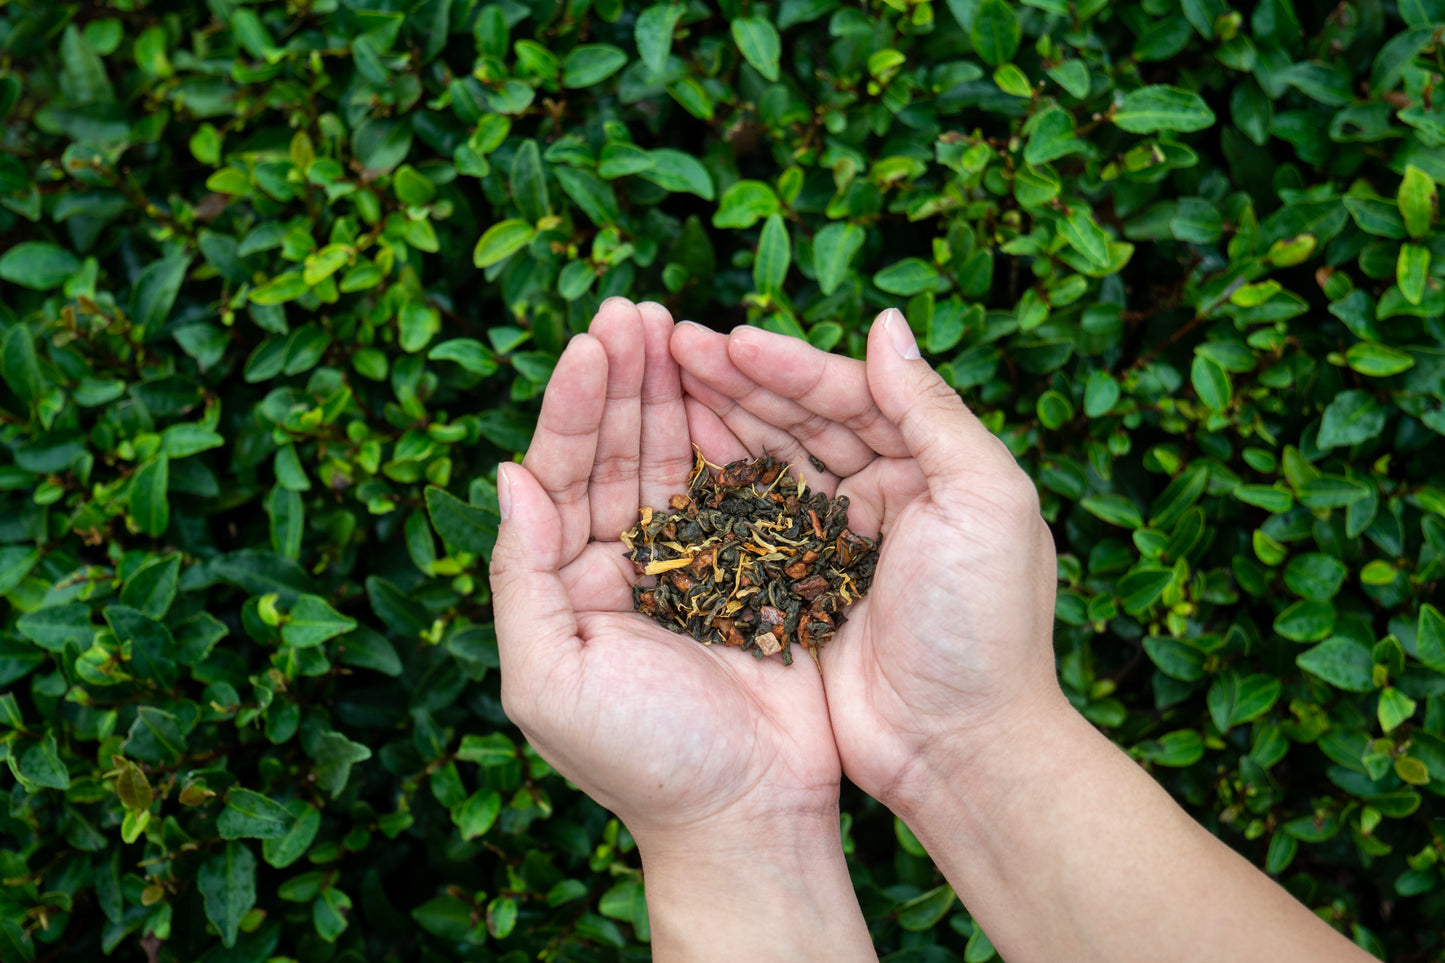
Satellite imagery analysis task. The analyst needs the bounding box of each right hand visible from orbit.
[671,310,1068,809]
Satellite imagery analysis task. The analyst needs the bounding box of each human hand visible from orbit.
[671,309,1066,811]
[489,299,875,961]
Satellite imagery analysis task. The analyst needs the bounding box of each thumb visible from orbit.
[489,461,579,689]
[864,308,1019,490]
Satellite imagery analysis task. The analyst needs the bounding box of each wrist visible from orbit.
[883,686,1084,825]
[636,809,876,963]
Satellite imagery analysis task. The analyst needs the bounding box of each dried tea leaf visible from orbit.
[622,449,880,668]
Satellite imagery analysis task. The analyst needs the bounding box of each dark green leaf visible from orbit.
[198,841,257,948]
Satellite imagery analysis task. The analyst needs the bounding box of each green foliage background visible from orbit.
[1,0,1444,959]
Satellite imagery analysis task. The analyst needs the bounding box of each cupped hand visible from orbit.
[670,310,1066,810]
[489,299,843,846]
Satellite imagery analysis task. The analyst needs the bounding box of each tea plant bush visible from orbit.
[1,0,1443,959]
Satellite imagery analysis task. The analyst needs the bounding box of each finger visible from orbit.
[637,302,695,510]
[672,321,882,477]
[522,334,608,563]
[864,308,1021,496]
[728,326,910,463]
[491,462,579,699]
[682,395,751,466]
[679,368,836,493]
[587,298,646,538]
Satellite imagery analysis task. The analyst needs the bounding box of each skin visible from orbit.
[491,298,1375,962]
[489,299,875,962]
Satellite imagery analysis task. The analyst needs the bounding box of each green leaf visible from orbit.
[310,730,373,798]
[598,879,649,937]
[119,554,181,619]
[1345,342,1414,377]
[813,221,865,296]
[426,485,500,557]
[1418,604,1445,672]
[896,884,957,930]
[128,454,170,535]
[754,213,791,297]
[639,149,715,199]
[731,17,782,82]
[1059,211,1111,268]
[1080,493,1143,528]
[636,4,685,76]
[1316,390,1386,450]
[713,180,780,229]
[0,241,81,290]
[1378,687,1417,733]
[487,895,519,940]
[249,272,310,305]
[1297,637,1375,692]
[281,595,357,649]
[1190,354,1231,410]
[1207,673,1282,732]
[219,788,298,839]
[473,219,535,268]
[263,800,321,868]
[129,256,190,331]
[1,325,43,405]
[509,140,549,222]
[457,732,516,765]
[1112,85,1216,133]
[314,888,353,942]
[1136,729,1205,766]
[1274,599,1335,642]
[555,166,621,225]
[17,732,70,790]
[0,546,39,596]
[17,603,94,651]
[970,0,1020,65]
[875,258,940,296]
[453,787,502,839]
[1283,554,1347,600]
[1397,242,1430,305]
[198,841,257,948]
[1397,164,1436,238]
[107,605,178,689]
[1118,566,1173,614]
[160,423,225,458]
[562,44,629,88]
[598,142,654,179]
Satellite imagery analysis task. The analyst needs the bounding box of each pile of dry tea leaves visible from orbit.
[620,449,880,668]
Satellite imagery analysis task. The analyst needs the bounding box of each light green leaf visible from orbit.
[636,4,685,76]
[562,44,628,88]
[1113,85,1216,133]
[473,219,535,268]
[731,17,782,82]
[1397,164,1436,238]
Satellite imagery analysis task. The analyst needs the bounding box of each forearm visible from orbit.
[894,700,1369,963]
[637,810,877,963]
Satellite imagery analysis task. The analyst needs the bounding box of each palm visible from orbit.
[542,540,839,831]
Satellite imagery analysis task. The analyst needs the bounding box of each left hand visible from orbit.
[489,299,844,845]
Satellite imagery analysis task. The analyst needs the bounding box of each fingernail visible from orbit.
[678,319,708,330]
[884,308,921,360]
[497,463,514,521]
